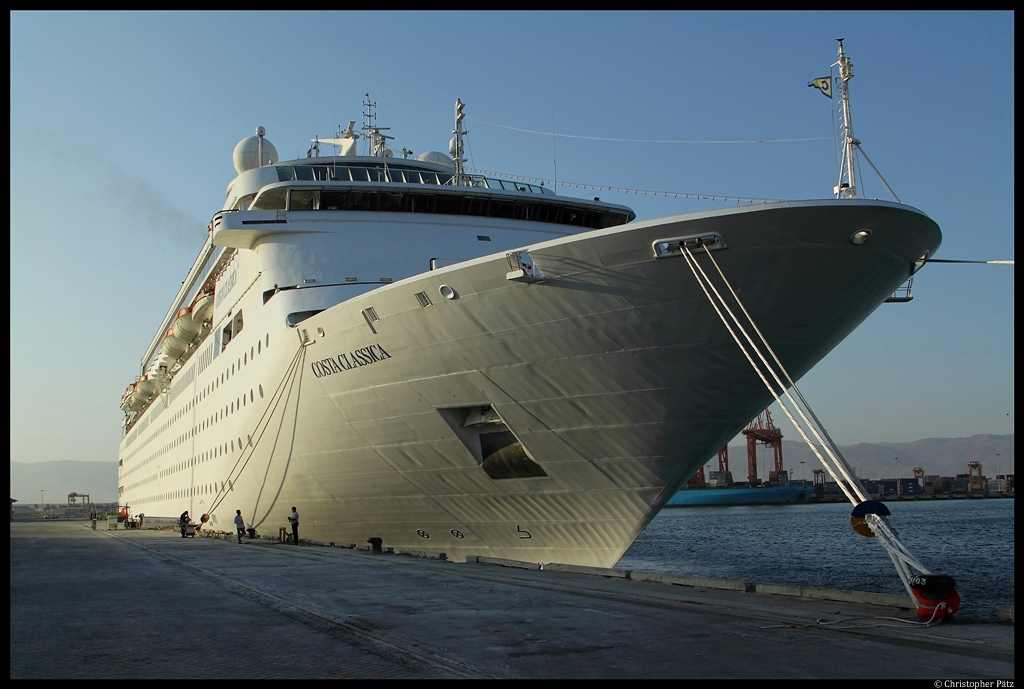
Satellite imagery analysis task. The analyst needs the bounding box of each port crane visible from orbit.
[742,410,783,484]
[967,462,984,492]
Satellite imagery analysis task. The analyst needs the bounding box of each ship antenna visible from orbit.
[362,94,375,157]
[833,38,858,199]
[362,94,393,158]
[451,99,468,186]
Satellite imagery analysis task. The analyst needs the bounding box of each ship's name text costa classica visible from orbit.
[310,343,392,378]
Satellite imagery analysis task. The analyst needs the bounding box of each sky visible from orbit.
[10,11,1014,469]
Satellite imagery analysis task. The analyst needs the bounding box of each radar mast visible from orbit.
[451,99,468,186]
[362,94,393,157]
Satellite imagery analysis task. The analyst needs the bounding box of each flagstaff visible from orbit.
[834,38,858,199]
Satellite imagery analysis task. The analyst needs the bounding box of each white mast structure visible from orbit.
[834,38,858,200]
[451,99,467,186]
[363,95,393,157]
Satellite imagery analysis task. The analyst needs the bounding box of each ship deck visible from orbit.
[11,521,1012,678]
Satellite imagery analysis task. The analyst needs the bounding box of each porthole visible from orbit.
[259,385,264,398]
[258,341,261,354]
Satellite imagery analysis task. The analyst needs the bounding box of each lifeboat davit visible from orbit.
[172,306,202,343]
[190,289,214,326]
[161,328,189,360]
[147,359,170,383]
[119,384,136,412]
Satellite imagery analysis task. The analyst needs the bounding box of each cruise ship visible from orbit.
[117,93,941,567]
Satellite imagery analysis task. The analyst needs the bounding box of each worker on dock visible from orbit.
[179,510,190,538]
[288,506,299,544]
[234,510,246,544]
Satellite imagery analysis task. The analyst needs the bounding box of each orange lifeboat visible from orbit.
[161,328,189,360]
[190,289,215,326]
[172,306,201,343]
[134,374,157,398]
[126,377,151,411]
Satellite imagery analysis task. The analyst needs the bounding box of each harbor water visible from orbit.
[619,497,1014,618]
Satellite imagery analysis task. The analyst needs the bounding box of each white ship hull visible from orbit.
[119,198,939,567]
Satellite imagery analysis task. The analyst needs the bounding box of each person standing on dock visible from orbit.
[234,510,246,544]
[288,506,299,544]
[179,510,190,538]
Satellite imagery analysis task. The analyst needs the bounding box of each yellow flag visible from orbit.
[808,77,832,99]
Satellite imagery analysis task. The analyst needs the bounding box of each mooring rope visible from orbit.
[680,242,938,604]
[202,342,306,527]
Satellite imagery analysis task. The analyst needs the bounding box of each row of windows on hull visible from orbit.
[121,331,269,471]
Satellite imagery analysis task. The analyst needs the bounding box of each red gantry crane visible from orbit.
[742,410,783,485]
[967,462,984,492]
[718,446,730,473]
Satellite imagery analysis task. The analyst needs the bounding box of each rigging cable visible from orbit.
[468,117,831,144]
[852,144,901,204]
[463,166,783,205]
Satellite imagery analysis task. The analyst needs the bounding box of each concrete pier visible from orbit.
[10,522,1014,678]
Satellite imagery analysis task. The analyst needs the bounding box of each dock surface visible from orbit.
[10,522,1014,678]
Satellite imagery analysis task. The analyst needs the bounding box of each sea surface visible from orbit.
[617,497,1014,619]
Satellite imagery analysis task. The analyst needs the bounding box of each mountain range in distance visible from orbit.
[712,433,1014,483]
[9,434,1014,506]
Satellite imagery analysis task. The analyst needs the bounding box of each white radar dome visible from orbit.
[233,132,279,173]
[415,151,455,168]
